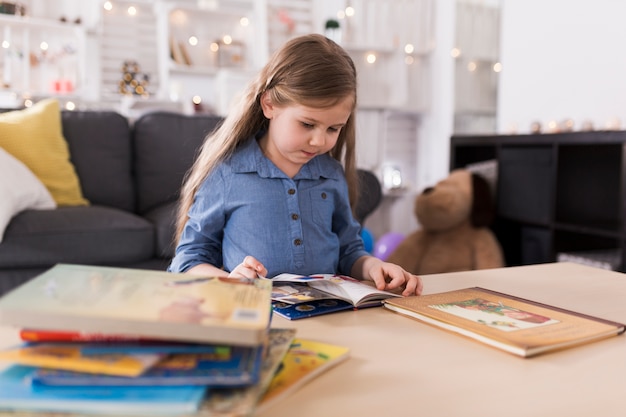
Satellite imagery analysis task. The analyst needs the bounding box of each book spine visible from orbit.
[20,329,142,342]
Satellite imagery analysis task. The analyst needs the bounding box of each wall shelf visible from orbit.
[451,130,626,271]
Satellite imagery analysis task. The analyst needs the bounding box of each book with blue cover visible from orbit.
[0,364,207,416]
[270,273,401,319]
[31,342,264,387]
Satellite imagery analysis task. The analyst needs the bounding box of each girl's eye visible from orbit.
[301,122,314,129]
[328,127,340,133]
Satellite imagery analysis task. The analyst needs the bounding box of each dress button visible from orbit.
[288,189,296,195]
[294,238,302,246]
[321,192,327,199]
[291,213,299,220]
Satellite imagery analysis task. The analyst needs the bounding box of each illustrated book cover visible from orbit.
[198,327,297,417]
[0,344,162,377]
[0,364,207,416]
[0,264,273,346]
[256,338,350,413]
[383,287,626,358]
[31,342,264,387]
[271,273,401,319]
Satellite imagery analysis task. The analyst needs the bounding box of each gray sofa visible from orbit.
[0,110,223,296]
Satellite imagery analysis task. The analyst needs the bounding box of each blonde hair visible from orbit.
[174,33,359,242]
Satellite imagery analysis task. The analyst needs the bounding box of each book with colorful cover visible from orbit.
[0,264,273,346]
[0,344,162,377]
[272,299,356,320]
[32,343,264,387]
[198,327,296,417]
[270,273,401,319]
[256,338,350,413]
[383,287,626,358]
[19,328,151,343]
[0,364,207,416]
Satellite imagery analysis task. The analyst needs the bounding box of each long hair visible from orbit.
[174,34,359,242]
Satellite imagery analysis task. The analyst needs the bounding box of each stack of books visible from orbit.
[0,264,350,416]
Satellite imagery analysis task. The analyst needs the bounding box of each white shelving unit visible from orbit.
[0,13,86,107]
[154,0,264,116]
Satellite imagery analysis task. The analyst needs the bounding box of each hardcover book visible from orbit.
[31,342,264,387]
[198,327,297,416]
[0,344,162,377]
[383,287,626,358]
[0,264,273,346]
[256,338,350,413]
[271,273,401,319]
[0,365,207,416]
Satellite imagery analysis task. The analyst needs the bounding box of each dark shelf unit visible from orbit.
[450,130,626,271]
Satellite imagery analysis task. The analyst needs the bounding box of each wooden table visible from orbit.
[1,262,625,417]
[258,262,626,417]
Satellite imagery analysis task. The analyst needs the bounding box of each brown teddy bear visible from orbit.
[386,169,504,275]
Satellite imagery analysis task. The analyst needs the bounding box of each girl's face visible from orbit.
[260,94,353,178]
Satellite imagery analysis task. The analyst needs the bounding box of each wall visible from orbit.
[497,0,626,134]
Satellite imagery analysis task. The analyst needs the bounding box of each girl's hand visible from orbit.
[353,256,423,296]
[228,256,268,279]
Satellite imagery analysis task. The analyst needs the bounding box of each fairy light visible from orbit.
[188,36,198,46]
[127,6,137,16]
[240,17,249,26]
[493,62,502,73]
[467,61,477,72]
[210,42,219,52]
[451,48,461,58]
[345,6,355,17]
[223,35,232,45]
[366,53,376,64]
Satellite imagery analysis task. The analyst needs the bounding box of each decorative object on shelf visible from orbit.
[559,118,575,132]
[0,1,25,15]
[324,19,341,44]
[529,121,542,134]
[118,60,150,97]
[277,9,295,34]
[580,119,595,131]
[216,39,245,68]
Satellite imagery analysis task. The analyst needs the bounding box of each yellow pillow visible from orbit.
[0,99,88,206]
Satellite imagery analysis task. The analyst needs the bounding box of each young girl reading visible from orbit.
[168,34,422,297]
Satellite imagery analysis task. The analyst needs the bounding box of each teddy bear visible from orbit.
[386,169,504,275]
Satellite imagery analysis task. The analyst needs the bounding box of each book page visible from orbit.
[272,274,400,307]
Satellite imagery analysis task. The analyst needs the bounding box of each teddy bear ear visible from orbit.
[470,173,495,227]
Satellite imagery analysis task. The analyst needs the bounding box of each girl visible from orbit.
[168,34,422,297]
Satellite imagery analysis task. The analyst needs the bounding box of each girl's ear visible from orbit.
[259,92,274,119]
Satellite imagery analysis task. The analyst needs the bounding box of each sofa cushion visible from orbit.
[133,112,223,214]
[0,206,154,269]
[0,99,88,206]
[61,110,135,212]
[0,148,56,243]
[143,201,177,259]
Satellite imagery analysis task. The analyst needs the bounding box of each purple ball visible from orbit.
[373,232,405,261]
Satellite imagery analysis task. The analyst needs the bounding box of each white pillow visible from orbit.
[0,147,56,243]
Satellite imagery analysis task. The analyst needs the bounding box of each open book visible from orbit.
[271,273,401,320]
[383,287,626,358]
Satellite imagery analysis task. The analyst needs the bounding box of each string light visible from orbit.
[451,48,461,58]
[366,53,376,64]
